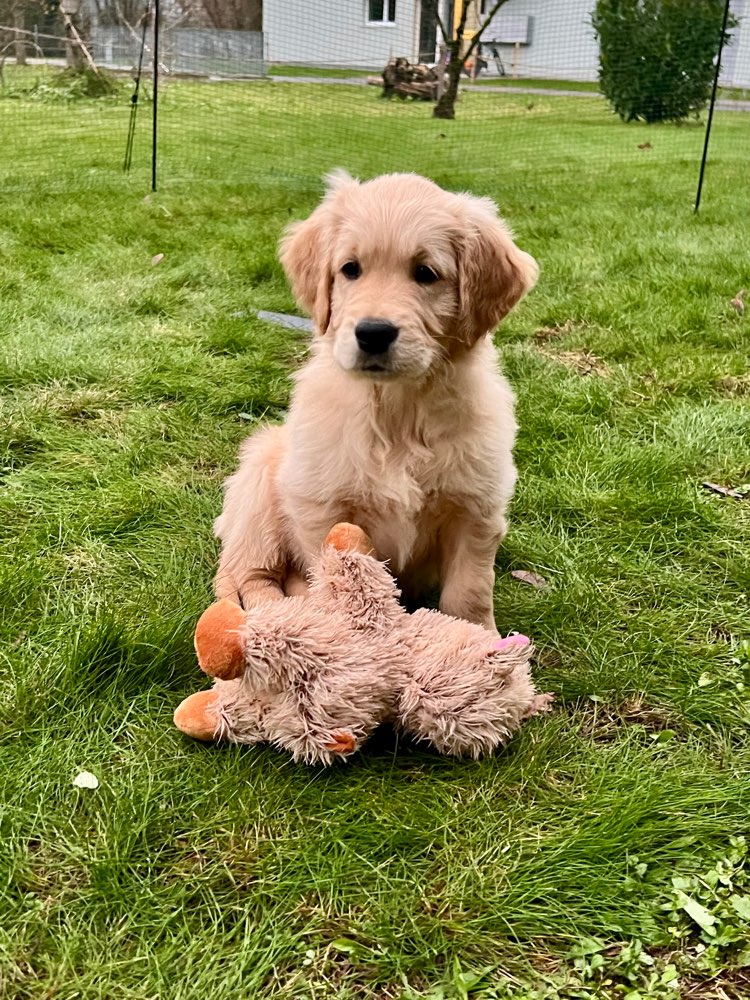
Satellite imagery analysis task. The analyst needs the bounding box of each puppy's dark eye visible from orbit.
[414,264,440,285]
[341,261,361,280]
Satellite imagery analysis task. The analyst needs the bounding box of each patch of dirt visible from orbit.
[265,942,389,1000]
[682,968,750,999]
[533,320,575,341]
[575,695,686,743]
[36,385,128,432]
[524,947,749,999]
[709,624,734,643]
[511,568,548,588]
[538,348,611,376]
[717,375,750,397]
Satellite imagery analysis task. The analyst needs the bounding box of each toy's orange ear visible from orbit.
[195,600,246,680]
[324,522,376,557]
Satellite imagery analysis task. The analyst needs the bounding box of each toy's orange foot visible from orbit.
[174,689,222,741]
[195,599,246,680]
[323,730,358,755]
[325,522,376,557]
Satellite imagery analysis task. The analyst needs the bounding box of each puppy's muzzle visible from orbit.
[355,319,399,356]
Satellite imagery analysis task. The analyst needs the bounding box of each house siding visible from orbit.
[264,0,420,68]
[479,0,749,87]
[263,0,750,87]
[723,0,750,86]
[477,0,600,81]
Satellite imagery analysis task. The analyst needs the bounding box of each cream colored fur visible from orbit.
[214,171,538,630]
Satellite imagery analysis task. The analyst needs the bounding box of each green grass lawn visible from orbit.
[269,63,372,78]
[466,76,600,91]
[1,76,749,999]
[465,77,750,101]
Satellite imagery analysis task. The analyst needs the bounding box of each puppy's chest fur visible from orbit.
[344,433,474,577]
[282,366,513,574]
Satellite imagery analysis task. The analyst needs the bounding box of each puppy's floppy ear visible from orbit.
[455,194,539,344]
[279,170,359,336]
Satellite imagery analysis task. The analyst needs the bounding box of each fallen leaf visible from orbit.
[151,253,164,266]
[651,729,677,744]
[638,141,652,150]
[330,938,365,955]
[675,891,716,934]
[73,771,99,789]
[697,672,713,688]
[702,481,747,500]
[511,569,548,588]
[730,289,746,314]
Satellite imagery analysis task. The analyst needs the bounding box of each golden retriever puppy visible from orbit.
[214,171,538,631]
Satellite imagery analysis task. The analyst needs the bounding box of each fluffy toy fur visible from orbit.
[174,524,551,764]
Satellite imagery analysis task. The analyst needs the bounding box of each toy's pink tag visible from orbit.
[493,633,530,651]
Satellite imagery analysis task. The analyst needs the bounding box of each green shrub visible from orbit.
[49,66,122,99]
[592,0,735,123]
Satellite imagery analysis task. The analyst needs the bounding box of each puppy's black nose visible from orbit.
[355,319,399,355]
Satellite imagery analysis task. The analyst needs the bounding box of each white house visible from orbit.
[722,0,750,86]
[263,0,750,88]
[476,0,750,88]
[263,0,451,68]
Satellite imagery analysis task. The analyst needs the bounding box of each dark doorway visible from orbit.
[418,0,439,63]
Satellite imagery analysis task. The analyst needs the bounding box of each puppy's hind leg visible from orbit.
[213,425,291,609]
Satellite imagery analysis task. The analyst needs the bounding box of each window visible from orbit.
[368,0,396,24]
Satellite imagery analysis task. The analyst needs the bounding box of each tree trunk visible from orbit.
[13,6,27,66]
[65,19,86,69]
[433,42,462,119]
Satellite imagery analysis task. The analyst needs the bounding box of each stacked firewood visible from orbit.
[367,57,443,101]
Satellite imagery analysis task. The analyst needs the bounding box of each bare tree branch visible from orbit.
[434,7,448,45]
[432,0,513,119]
[465,0,513,62]
[59,7,100,73]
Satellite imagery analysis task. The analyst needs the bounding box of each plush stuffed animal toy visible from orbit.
[174,524,552,764]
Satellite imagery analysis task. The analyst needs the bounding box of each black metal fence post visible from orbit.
[694,0,732,213]
[123,0,151,173]
[151,0,159,192]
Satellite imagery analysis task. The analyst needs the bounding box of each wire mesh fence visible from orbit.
[0,0,748,211]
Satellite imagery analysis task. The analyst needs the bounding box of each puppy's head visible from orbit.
[280,171,538,381]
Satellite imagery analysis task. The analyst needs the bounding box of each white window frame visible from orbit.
[366,0,396,26]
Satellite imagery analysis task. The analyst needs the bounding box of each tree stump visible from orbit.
[368,57,444,102]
